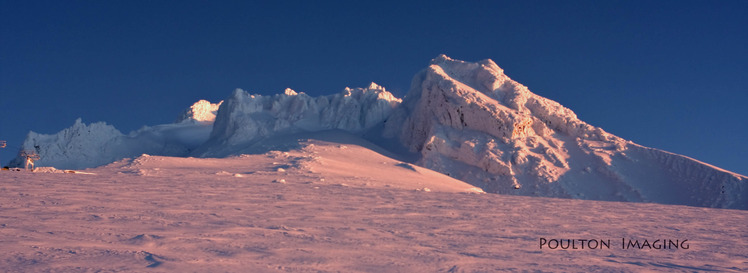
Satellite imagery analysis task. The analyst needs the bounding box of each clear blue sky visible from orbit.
[1,0,746,175]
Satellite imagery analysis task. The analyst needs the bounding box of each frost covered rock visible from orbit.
[176,100,223,123]
[199,83,401,156]
[9,56,746,209]
[385,55,747,209]
[10,118,126,170]
[11,99,222,169]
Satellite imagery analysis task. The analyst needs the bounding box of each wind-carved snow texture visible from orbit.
[12,100,223,170]
[11,55,746,209]
[384,55,746,209]
[175,99,223,123]
[11,119,127,170]
[199,83,401,156]
[3,151,745,272]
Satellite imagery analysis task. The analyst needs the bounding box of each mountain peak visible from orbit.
[176,100,223,123]
[11,56,747,209]
[284,88,298,96]
[430,55,505,77]
[389,56,746,208]
[367,82,383,90]
[431,54,454,64]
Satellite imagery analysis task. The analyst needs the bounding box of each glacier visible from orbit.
[10,55,746,209]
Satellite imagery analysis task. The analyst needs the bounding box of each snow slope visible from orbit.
[0,146,745,272]
[10,56,746,209]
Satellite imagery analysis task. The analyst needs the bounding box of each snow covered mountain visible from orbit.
[196,83,401,157]
[10,100,222,170]
[11,55,746,209]
[382,55,746,209]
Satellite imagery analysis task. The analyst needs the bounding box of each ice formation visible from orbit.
[11,100,220,170]
[384,55,746,208]
[11,56,746,209]
[198,83,401,156]
[175,100,223,123]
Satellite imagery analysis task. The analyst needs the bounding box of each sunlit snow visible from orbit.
[9,56,747,210]
[1,137,745,271]
[2,55,747,272]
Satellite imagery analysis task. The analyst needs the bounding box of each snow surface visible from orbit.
[199,83,401,157]
[1,139,746,272]
[10,55,747,209]
[383,55,747,209]
[175,99,223,124]
[9,100,222,170]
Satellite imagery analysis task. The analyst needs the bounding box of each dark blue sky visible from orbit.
[1,0,746,175]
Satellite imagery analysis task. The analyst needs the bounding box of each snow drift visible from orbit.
[11,56,746,209]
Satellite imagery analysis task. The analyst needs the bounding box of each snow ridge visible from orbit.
[13,100,222,169]
[10,56,746,209]
[383,55,746,209]
[10,119,126,170]
[199,83,401,156]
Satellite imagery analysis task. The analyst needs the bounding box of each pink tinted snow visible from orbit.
[1,140,746,272]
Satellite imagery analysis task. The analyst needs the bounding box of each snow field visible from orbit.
[1,139,746,272]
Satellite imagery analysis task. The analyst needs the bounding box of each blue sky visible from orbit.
[1,0,746,175]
